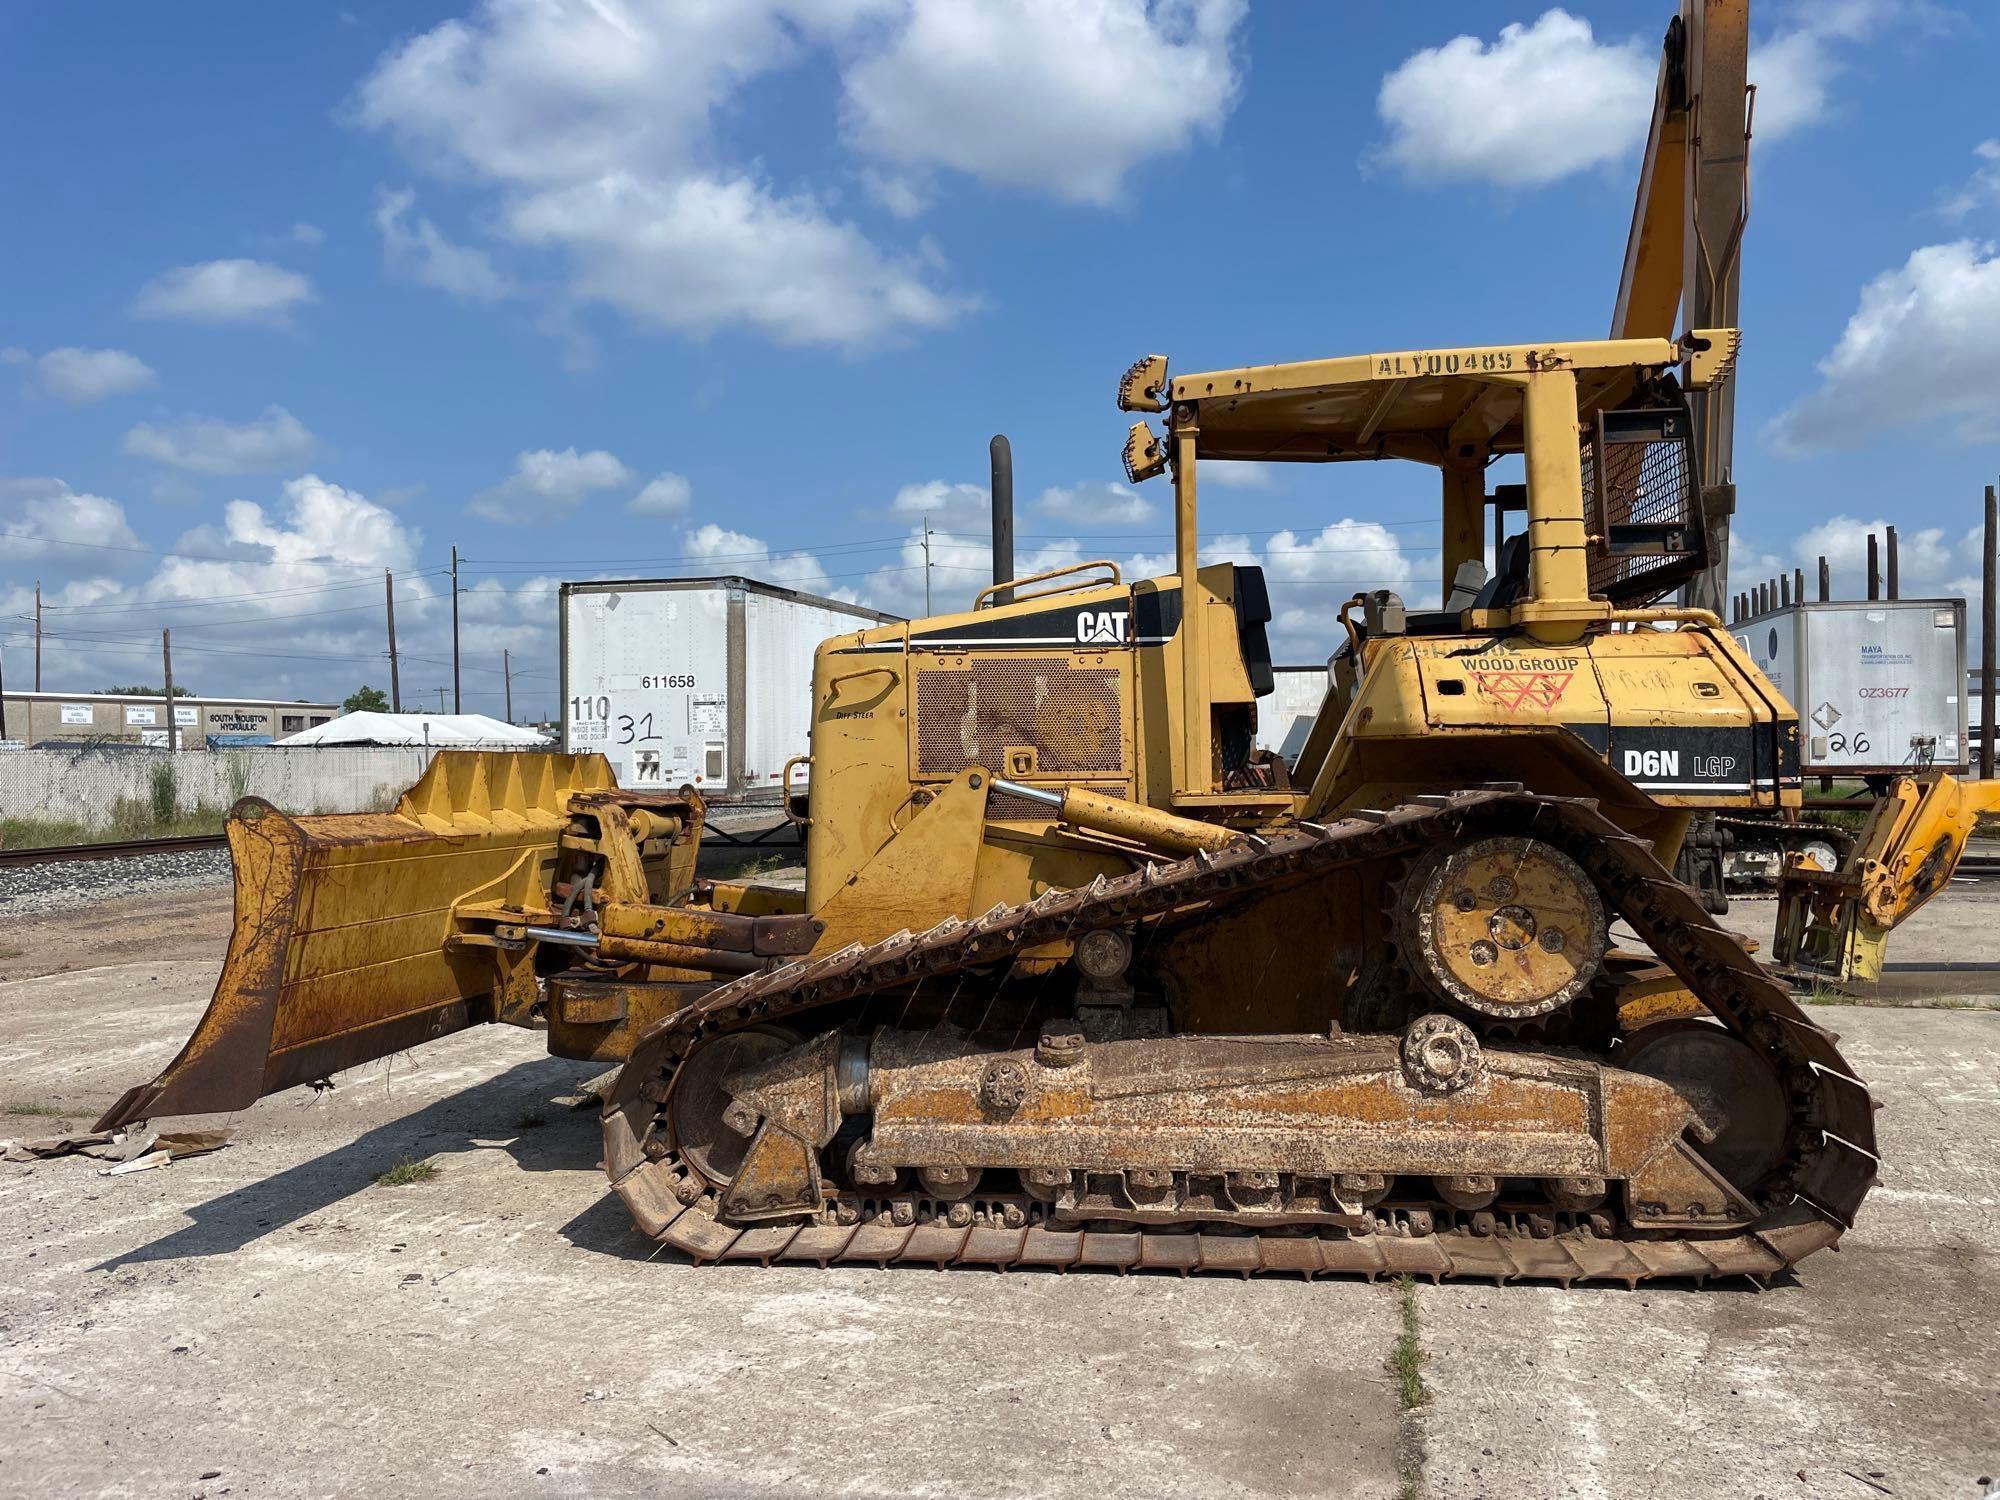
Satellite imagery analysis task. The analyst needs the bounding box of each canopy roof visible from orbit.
[277,711,550,748]
[1166,336,1683,468]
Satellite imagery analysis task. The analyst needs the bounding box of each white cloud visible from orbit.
[352,1,1242,348]
[682,522,848,597]
[1375,10,1653,187]
[33,347,158,404]
[1376,3,1911,189]
[1732,513,1983,605]
[1254,520,1435,655]
[858,168,933,220]
[1203,462,1279,491]
[131,258,317,325]
[122,406,318,474]
[373,187,516,302]
[858,525,1083,619]
[1036,481,1155,526]
[887,478,990,531]
[503,171,969,346]
[1746,0,1924,143]
[353,1,966,348]
[1943,139,2000,221]
[841,0,1245,207]
[289,222,326,247]
[0,473,572,716]
[627,471,692,516]
[1767,240,2000,452]
[0,477,144,565]
[470,446,634,522]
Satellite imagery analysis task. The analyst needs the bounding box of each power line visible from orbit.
[7,530,457,574]
[41,567,452,614]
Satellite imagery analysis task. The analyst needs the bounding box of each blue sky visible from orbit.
[2,0,1995,719]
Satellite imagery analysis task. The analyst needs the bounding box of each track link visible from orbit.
[602,789,1880,1283]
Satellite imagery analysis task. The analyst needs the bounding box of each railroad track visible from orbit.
[0,833,228,870]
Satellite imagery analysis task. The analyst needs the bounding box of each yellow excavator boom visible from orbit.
[1772,773,2000,984]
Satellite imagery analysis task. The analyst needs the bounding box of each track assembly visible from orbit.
[601,791,1880,1285]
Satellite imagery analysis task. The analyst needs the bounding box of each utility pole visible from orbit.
[1885,525,1900,600]
[0,640,9,743]
[1982,483,1996,781]
[385,569,402,712]
[916,516,932,612]
[1866,533,1881,601]
[503,648,513,723]
[450,545,462,713]
[1818,556,1830,602]
[34,581,42,691]
[161,629,176,753]
[435,686,447,712]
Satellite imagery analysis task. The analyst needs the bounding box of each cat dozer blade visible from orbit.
[95,752,617,1132]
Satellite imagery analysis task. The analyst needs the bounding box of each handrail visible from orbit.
[780,755,811,826]
[973,560,1122,611]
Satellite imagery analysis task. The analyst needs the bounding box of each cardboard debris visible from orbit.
[3,1125,233,1169]
[96,1130,233,1174]
[3,1129,121,1163]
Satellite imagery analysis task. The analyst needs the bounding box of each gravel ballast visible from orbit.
[0,846,232,918]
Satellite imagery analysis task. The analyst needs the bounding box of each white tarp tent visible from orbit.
[275,712,550,748]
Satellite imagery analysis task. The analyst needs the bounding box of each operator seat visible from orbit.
[1470,535,1531,611]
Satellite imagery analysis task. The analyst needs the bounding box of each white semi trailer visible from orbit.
[561,576,898,802]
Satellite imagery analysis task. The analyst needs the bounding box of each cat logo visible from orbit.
[1075,609,1131,644]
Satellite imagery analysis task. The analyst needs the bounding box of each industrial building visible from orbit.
[0,690,339,749]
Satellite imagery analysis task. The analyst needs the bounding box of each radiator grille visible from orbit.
[915,661,1124,775]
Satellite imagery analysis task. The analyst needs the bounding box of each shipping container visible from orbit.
[1255,665,1331,765]
[560,576,898,800]
[1735,598,1967,775]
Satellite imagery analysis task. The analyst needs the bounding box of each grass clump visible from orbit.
[517,1110,548,1130]
[1389,1274,1428,1410]
[373,1155,440,1186]
[3,1101,68,1117]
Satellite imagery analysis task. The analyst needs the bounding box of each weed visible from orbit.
[517,1111,548,1129]
[1803,984,1859,1006]
[1389,1274,1427,1410]
[373,1155,440,1186]
[148,761,178,825]
[3,1101,67,1117]
[225,750,255,804]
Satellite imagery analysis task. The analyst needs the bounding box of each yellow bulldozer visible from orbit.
[104,329,1884,1284]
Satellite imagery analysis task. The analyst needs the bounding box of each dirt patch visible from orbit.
[0,883,234,983]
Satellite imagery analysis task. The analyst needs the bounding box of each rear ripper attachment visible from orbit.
[603,790,1880,1284]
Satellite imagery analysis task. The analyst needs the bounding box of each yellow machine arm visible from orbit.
[1611,0,1750,618]
[1772,774,2000,984]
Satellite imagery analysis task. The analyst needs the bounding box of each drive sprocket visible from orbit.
[1392,835,1607,1020]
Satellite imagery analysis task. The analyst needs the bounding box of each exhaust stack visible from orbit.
[990,433,1014,606]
